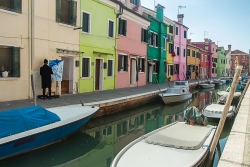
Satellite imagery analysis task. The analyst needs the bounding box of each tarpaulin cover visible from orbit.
[0,106,61,138]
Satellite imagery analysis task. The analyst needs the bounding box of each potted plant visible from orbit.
[2,71,8,77]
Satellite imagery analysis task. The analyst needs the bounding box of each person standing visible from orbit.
[40,59,53,99]
[195,70,199,80]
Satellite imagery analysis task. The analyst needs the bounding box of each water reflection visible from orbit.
[0,84,234,167]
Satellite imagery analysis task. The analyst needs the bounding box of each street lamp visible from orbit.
[178,5,186,14]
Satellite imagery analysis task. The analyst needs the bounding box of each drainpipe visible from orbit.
[28,0,31,99]
[31,0,35,98]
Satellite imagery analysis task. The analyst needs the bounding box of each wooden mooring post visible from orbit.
[207,65,242,167]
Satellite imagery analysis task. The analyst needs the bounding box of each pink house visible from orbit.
[116,2,150,88]
[173,14,188,80]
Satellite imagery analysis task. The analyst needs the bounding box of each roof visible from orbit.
[174,21,189,29]
[231,49,249,55]
[225,50,230,55]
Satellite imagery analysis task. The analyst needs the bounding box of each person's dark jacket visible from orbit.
[40,65,53,88]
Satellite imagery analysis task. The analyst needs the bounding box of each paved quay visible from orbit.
[0,78,211,114]
[218,84,250,167]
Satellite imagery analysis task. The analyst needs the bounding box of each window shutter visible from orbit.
[109,21,114,37]
[177,64,179,74]
[145,30,148,43]
[124,56,128,71]
[56,0,62,22]
[171,44,174,53]
[13,0,22,13]
[82,13,89,32]
[142,58,145,72]
[170,65,173,75]
[69,0,77,26]
[141,28,143,42]
[118,18,123,35]
[135,0,140,6]
[108,60,112,76]
[155,61,159,73]
[183,49,185,57]
[11,47,20,77]
[118,55,122,71]
[123,20,127,36]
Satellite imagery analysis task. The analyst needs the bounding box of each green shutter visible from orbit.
[141,28,143,42]
[56,0,62,23]
[13,0,22,13]
[123,20,127,36]
[118,18,122,35]
[124,56,128,71]
[82,12,89,32]
[118,55,122,71]
[69,0,77,26]
[11,47,20,77]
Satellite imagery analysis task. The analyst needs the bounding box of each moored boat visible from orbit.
[159,81,192,104]
[0,105,99,160]
[111,121,216,167]
[199,83,215,89]
[202,104,235,120]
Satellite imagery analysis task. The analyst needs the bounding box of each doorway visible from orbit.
[95,58,103,91]
[148,64,153,83]
[61,57,74,94]
[130,58,136,85]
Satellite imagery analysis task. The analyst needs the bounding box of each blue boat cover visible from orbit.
[0,106,61,138]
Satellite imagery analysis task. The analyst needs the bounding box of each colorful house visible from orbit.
[231,50,249,75]
[142,4,167,84]
[173,14,188,81]
[216,47,226,77]
[79,0,117,93]
[187,39,200,79]
[225,45,232,76]
[115,0,150,88]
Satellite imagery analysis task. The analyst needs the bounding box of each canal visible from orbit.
[0,83,235,167]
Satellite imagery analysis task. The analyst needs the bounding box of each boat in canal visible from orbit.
[111,121,216,167]
[202,104,235,120]
[0,105,99,160]
[213,79,223,86]
[159,99,192,116]
[199,83,215,89]
[159,81,192,104]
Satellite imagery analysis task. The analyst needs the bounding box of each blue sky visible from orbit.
[141,0,250,53]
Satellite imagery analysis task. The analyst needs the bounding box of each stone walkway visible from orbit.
[218,83,250,166]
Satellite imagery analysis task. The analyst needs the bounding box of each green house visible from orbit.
[216,47,226,77]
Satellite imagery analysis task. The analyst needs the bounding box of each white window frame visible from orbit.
[139,57,145,73]
[163,37,166,50]
[167,64,173,76]
[108,19,115,38]
[81,10,91,34]
[107,59,114,77]
[81,56,91,78]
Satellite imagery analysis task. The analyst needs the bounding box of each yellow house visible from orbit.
[187,41,200,79]
[0,0,81,101]
[164,17,175,81]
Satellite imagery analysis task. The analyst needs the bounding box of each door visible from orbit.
[95,59,100,90]
[130,59,136,85]
[61,57,74,94]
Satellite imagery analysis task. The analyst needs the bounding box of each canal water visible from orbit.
[0,84,236,167]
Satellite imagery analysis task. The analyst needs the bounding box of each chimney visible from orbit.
[228,45,231,51]
[177,14,184,24]
[155,4,165,21]
[204,38,209,43]
[187,39,191,44]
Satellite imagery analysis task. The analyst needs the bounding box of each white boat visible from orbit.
[217,91,241,105]
[199,83,215,89]
[0,105,99,160]
[217,91,241,98]
[202,104,235,119]
[213,80,223,86]
[159,81,192,104]
[220,80,226,84]
[111,122,216,167]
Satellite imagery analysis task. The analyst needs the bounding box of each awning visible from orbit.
[56,48,84,55]
[93,51,113,56]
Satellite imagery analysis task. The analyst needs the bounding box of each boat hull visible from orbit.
[199,84,215,89]
[161,93,192,104]
[0,113,94,160]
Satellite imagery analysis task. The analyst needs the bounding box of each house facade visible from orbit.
[116,1,150,88]
[187,40,200,79]
[225,45,231,76]
[79,0,118,93]
[231,50,249,75]
[216,47,226,77]
[142,4,167,84]
[173,15,188,81]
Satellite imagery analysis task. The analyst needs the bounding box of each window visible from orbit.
[184,31,187,38]
[167,64,173,76]
[221,59,223,64]
[177,47,179,56]
[56,0,77,26]
[0,0,22,13]
[0,47,20,77]
[169,25,173,34]
[163,37,166,50]
[108,20,114,38]
[192,51,195,57]
[174,64,179,74]
[196,52,200,58]
[169,43,174,54]
[196,66,198,71]
[149,32,158,47]
[107,59,114,77]
[82,11,90,33]
[212,68,214,73]
[118,18,127,36]
[187,49,190,56]
[183,49,186,57]
[141,28,148,43]
[82,57,90,77]
[130,0,140,6]
[118,54,128,71]
[176,27,178,35]
[138,57,145,72]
